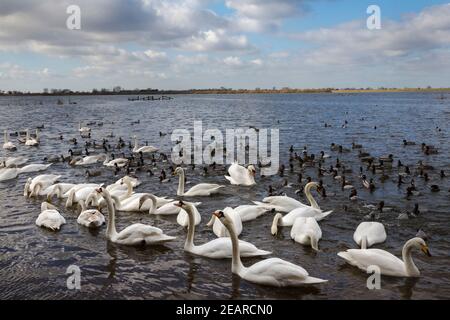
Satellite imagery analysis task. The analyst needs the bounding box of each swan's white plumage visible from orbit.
[225,162,256,186]
[353,222,387,249]
[290,217,322,251]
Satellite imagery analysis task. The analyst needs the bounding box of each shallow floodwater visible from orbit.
[0,93,449,300]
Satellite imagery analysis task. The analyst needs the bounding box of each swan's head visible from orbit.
[247,165,256,176]
[410,237,431,257]
[305,181,319,191]
[213,210,228,225]
[174,167,183,176]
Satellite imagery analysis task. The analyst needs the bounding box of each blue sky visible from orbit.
[0,0,449,91]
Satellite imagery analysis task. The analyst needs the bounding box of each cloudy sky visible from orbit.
[0,0,449,92]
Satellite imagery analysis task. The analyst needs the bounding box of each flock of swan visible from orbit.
[1,123,434,288]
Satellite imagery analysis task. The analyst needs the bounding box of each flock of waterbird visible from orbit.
[1,119,444,288]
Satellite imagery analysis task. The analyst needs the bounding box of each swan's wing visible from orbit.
[244,258,324,286]
[155,202,180,215]
[116,223,167,243]
[195,238,270,258]
[228,163,248,179]
[338,249,404,275]
[185,183,222,195]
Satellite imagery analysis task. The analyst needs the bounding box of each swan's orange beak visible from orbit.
[96,188,102,194]
[421,245,431,257]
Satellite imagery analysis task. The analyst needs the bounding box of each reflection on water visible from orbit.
[0,93,449,299]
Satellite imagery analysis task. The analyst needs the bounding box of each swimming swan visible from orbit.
[175,201,271,259]
[259,195,308,213]
[271,182,332,235]
[206,207,243,237]
[214,210,327,286]
[18,163,52,174]
[36,202,66,231]
[25,129,39,146]
[290,217,322,251]
[97,188,176,246]
[3,130,17,151]
[133,136,158,153]
[224,162,256,186]
[175,167,223,196]
[353,222,387,249]
[77,199,105,228]
[338,237,431,277]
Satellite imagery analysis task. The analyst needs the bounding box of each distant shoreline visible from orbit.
[1,88,449,97]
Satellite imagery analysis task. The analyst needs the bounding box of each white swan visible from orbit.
[63,183,102,198]
[234,204,271,222]
[35,202,66,231]
[97,188,176,246]
[3,130,17,151]
[65,186,99,208]
[0,168,19,182]
[79,122,91,133]
[77,200,105,228]
[224,162,256,186]
[290,217,322,251]
[206,207,243,237]
[103,154,129,168]
[271,182,332,235]
[214,210,327,286]
[18,163,52,174]
[115,176,141,187]
[74,154,105,166]
[154,201,202,215]
[25,129,39,146]
[174,201,271,258]
[176,202,201,227]
[1,156,28,168]
[175,167,223,196]
[132,136,158,153]
[259,195,308,213]
[109,193,157,213]
[45,183,76,200]
[338,237,431,277]
[353,222,387,249]
[26,174,61,196]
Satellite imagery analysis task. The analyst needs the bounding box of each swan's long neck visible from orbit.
[177,169,185,196]
[79,199,87,212]
[226,219,244,275]
[66,189,75,207]
[26,129,30,140]
[35,129,39,142]
[4,130,7,144]
[402,239,420,276]
[271,213,283,235]
[24,178,31,197]
[140,194,157,214]
[133,136,138,150]
[184,205,196,251]
[32,183,42,197]
[120,180,134,200]
[85,192,98,207]
[305,184,320,209]
[361,235,368,249]
[104,191,118,239]
[309,233,319,251]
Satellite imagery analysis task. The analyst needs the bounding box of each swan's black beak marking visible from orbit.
[175,200,184,208]
[421,245,431,257]
[213,211,225,219]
